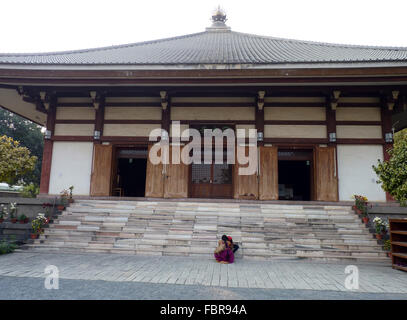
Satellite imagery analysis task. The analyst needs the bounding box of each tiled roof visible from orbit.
[1,28,407,65]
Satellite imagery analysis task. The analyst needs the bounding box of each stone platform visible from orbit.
[24,199,390,264]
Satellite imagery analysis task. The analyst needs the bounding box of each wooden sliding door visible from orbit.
[145,144,164,198]
[233,145,258,200]
[90,144,113,196]
[314,146,338,201]
[259,146,278,200]
[164,146,189,198]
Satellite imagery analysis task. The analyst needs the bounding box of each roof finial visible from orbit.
[212,6,227,23]
[207,6,231,31]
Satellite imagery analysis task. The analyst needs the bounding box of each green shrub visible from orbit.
[21,183,39,198]
[0,240,18,254]
[373,130,407,206]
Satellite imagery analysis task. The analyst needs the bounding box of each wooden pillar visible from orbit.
[162,97,171,135]
[94,95,105,144]
[381,97,394,202]
[39,96,56,195]
[322,96,339,201]
[255,106,264,147]
[326,100,337,146]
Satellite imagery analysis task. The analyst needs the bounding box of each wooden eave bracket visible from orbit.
[257,91,265,110]
[329,90,341,110]
[90,91,100,110]
[16,87,47,114]
[39,91,50,111]
[160,91,168,110]
[385,90,399,111]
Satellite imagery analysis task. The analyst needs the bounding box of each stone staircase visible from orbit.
[25,199,390,264]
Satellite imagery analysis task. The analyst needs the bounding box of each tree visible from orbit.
[373,129,407,206]
[0,107,44,186]
[0,135,37,186]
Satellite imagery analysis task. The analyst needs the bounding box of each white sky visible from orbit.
[1,0,407,53]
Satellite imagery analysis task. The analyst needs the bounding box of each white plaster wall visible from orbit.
[49,142,93,195]
[103,124,161,136]
[104,107,162,120]
[171,107,255,120]
[54,124,94,136]
[336,125,382,139]
[264,107,326,121]
[264,125,327,138]
[337,145,386,202]
[336,107,381,121]
[56,107,95,120]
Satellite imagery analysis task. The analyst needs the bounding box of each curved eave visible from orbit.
[1,62,407,88]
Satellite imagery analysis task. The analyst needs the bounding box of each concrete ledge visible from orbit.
[368,206,407,215]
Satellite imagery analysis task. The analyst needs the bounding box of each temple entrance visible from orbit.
[278,149,313,201]
[191,162,233,198]
[113,148,147,197]
[190,147,233,199]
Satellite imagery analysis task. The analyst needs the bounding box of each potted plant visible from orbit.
[58,189,69,211]
[68,186,74,203]
[42,202,53,223]
[352,195,368,215]
[362,211,369,225]
[30,214,47,239]
[18,214,28,224]
[9,202,17,223]
[0,204,7,223]
[373,217,387,240]
[383,239,391,258]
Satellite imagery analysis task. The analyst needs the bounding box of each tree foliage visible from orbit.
[373,129,407,206]
[0,107,44,185]
[0,135,37,186]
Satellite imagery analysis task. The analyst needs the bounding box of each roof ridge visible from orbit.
[231,30,407,51]
[0,31,207,57]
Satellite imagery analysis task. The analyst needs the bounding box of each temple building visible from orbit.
[1,10,406,203]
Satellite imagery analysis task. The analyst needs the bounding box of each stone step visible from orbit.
[29,199,386,263]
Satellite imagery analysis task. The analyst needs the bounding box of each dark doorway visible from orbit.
[278,149,313,201]
[114,148,147,197]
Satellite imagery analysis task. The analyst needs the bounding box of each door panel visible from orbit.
[212,163,233,198]
[90,144,113,196]
[233,145,258,199]
[191,163,211,198]
[164,146,189,198]
[145,144,164,197]
[315,146,338,201]
[259,146,278,200]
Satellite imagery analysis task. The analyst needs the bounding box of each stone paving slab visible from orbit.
[0,252,406,295]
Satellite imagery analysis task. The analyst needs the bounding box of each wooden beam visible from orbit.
[39,96,56,195]
[162,95,171,134]
[255,106,264,147]
[326,96,337,146]
[94,95,105,144]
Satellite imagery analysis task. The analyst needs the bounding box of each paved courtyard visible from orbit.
[0,251,406,299]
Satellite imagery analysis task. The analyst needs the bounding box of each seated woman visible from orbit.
[225,235,239,254]
[214,236,234,264]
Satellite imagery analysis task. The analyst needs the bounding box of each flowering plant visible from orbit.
[60,189,69,205]
[9,202,17,219]
[352,195,368,215]
[68,186,74,199]
[383,239,391,252]
[0,204,8,219]
[31,213,47,234]
[42,202,52,217]
[373,217,387,234]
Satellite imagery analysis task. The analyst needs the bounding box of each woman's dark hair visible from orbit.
[221,235,228,242]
